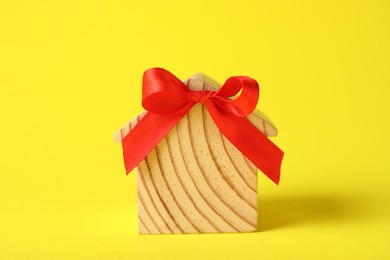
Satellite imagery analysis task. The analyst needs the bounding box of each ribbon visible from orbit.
[122,67,284,184]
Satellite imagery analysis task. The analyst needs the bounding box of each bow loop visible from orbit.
[211,76,259,117]
[141,68,191,114]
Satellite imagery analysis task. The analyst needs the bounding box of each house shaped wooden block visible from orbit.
[114,73,279,234]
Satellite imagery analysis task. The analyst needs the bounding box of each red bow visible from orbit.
[122,68,284,184]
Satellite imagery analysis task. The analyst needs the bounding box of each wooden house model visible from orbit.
[114,73,279,234]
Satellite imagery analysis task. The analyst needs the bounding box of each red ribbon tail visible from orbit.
[121,111,188,174]
[205,101,284,184]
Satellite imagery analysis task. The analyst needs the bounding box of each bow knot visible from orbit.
[189,90,214,103]
[122,68,284,184]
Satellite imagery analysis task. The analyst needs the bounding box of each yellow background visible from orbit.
[1,0,389,259]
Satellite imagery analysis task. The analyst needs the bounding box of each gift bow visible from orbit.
[122,67,284,184]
